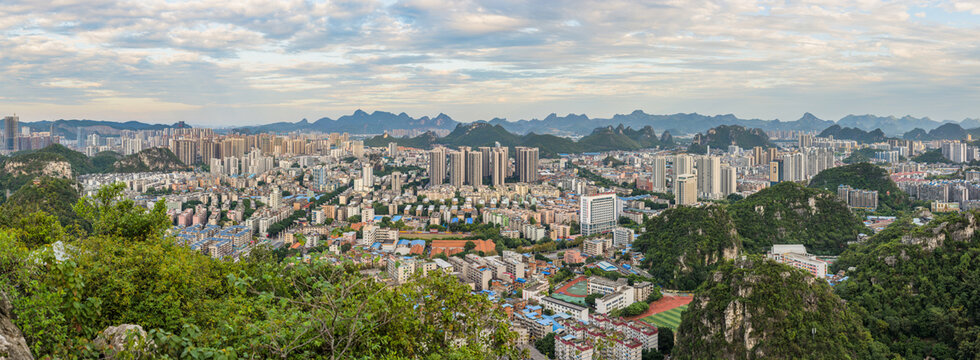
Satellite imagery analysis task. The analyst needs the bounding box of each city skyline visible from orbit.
[0,0,978,126]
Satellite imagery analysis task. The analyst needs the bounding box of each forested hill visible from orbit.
[674,257,880,359]
[808,162,912,212]
[729,182,869,255]
[687,125,774,154]
[833,211,980,358]
[0,145,187,195]
[632,206,740,291]
[365,122,674,157]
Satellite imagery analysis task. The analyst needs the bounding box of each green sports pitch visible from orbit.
[641,305,688,330]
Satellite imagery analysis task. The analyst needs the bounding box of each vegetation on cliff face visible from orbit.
[808,162,912,212]
[0,184,520,359]
[633,206,740,291]
[729,182,868,255]
[833,211,980,359]
[674,257,881,360]
[112,147,189,172]
[0,145,190,194]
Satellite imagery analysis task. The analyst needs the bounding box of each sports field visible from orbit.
[641,304,687,330]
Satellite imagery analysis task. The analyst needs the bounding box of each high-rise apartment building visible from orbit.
[3,115,19,151]
[675,173,698,206]
[362,162,374,188]
[466,151,483,186]
[651,156,667,192]
[428,147,447,186]
[696,156,721,199]
[799,133,814,148]
[489,147,507,187]
[449,150,466,187]
[516,147,539,183]
[720,164,737,197]
[176,139,197,165]
[580,192,619,236]
[673,154,693,189]
[391,171,403,193]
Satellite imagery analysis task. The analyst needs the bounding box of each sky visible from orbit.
[0,0,978,127]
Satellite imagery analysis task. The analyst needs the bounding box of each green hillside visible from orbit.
[633,205,740,290]
[365,122,670,157]
[834,211,980,358]
[808,162,912,212]
[674,257,880,359]
[729,182,868,255]
[0,145,188,194]
[688,125,773,154]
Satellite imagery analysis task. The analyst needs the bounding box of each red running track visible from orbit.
[625,295,693,321]
[554,276,588,298]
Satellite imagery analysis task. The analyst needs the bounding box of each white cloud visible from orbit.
[0,0,976,125]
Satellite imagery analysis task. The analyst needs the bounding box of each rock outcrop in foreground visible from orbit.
[0,291,33,360]
[673,257,874,360]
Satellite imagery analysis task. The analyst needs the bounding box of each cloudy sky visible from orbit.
[0,0,978,126]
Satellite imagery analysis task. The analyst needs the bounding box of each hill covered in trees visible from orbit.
[0,184,520,359]
[833,211,980,358]
[688,125,774,154]
[808,162,912,212]
[365,122,673,157]
[0,145,188,194]
[818,125,888,143]
[632,206,740,290]
[729,182,869,255]
[674,257,880,359]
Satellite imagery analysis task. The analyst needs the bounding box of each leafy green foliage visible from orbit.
[911,148,953,164]
[0,183,522,359]
[833,211,980,359]
[843,148,882,164]
[633,206,740,290]
[534,332,556,358]
[729,182,868,255]
[674,257,881,360]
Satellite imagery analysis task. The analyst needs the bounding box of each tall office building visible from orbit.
[362,162,374,188]
[580,192,618,236]
[3,115,19,151]
[466,151,483,186]
[675,173,698,206]
[449,150,466,187]
[516,147,539,183]
[769,159,783,183]
[489,147,507,187]
[428,147,447,185]
[651,156,667,192]
[696,156,721,199]
[720,164,737,197]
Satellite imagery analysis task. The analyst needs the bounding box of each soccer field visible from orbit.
[641,305,688,330]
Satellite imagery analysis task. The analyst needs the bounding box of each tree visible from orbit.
[534,333,556,358]
[658,328,674,355]
[585,293,603,308]
[340,243,352,254]
[464,241,476,253]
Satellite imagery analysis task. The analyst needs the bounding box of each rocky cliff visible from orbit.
[674,257,874,359]
[0,291,33,360]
